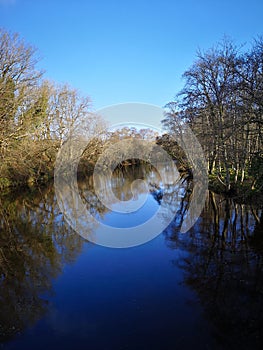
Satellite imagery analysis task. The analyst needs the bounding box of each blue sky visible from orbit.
[1,0,263,112]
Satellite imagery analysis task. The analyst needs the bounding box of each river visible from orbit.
[0,164,262,349]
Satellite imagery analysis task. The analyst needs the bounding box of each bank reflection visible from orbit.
[0,186,84,342]
[165,190,263,349]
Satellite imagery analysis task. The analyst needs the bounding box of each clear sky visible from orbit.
[1,0,263,112]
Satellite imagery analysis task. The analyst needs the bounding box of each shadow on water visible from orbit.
[164,189,263,349]
[0,164,262,349]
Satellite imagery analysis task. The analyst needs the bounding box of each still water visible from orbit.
[0,164,262,349]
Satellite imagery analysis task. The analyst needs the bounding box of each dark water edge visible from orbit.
[0,169,263,350]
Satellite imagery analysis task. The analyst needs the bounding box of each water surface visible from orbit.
[0,164,262,349]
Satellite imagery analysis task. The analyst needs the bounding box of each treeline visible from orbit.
[0,28,159,191]
[1,28,263,196]
[161,38,263,195]
[0,28,107,189]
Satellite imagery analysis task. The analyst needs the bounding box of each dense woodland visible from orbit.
[0,28,262,197]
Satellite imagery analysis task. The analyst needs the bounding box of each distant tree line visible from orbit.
[161,38,263,195]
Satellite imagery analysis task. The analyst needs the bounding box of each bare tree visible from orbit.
[163,37,263,194]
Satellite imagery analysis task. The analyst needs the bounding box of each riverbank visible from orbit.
[1,166,262,206]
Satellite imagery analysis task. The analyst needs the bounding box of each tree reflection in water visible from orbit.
[0,164,176,343]
[0,186,84,342]
[165,189,263,349]
[1,165,262,349]
[78,162,183,223]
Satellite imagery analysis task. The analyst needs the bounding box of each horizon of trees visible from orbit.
[0,28,262,197]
